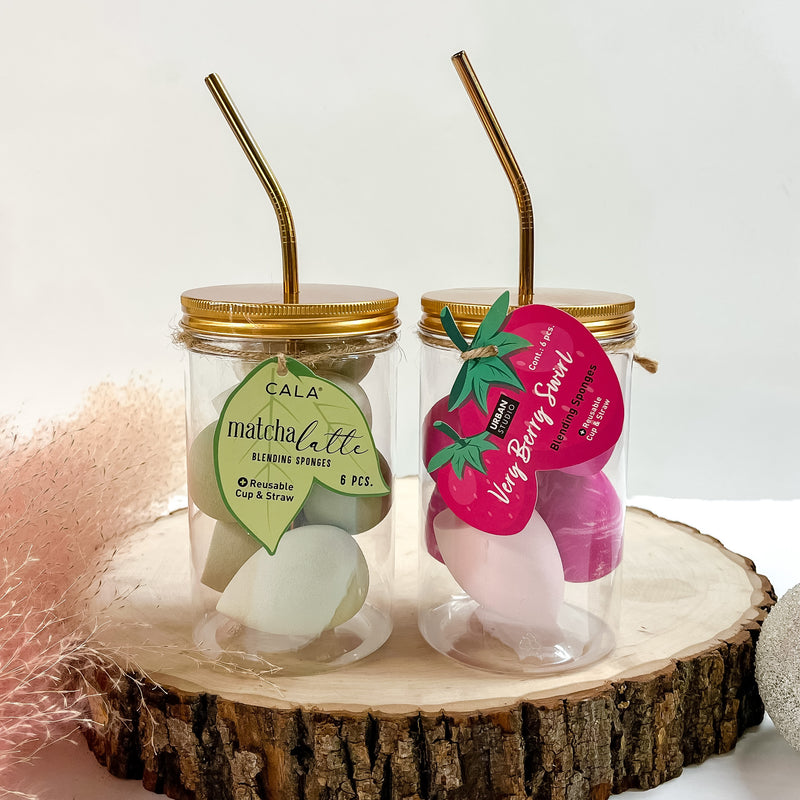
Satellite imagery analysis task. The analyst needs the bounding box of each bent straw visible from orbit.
[205,73,299,303]
[451,51,534,305]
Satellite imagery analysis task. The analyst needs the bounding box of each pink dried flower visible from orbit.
[0,381,185,791]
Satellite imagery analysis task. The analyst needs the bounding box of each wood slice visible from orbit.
[83,479,774,800]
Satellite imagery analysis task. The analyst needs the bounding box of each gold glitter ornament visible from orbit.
[755,582,800,751]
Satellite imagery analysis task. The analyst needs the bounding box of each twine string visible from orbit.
[176,327,657,373]
[633,354,659,374]
[461,345,499,361]
[172,327,397,366]
[455,336,658,373]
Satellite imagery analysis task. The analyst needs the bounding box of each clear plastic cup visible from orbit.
[180,283,399,674]
[418,287,635,674]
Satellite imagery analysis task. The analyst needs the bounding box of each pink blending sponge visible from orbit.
[433,507,564,629]
[534,470,623,582]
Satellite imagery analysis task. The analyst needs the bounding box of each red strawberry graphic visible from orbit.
[424,294,624,536]
[423,396,534,535]
[457,303,622,473]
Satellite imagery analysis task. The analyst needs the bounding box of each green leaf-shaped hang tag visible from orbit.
[214,357,389,554]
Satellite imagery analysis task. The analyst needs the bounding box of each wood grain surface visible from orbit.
[83,479,774,800]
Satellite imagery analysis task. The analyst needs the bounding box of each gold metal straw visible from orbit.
[451,51,534,305]
[205,73,299,303]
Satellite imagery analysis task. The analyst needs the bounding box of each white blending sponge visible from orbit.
[216,524,369,637]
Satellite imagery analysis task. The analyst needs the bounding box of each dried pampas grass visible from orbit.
[0,381,185,793]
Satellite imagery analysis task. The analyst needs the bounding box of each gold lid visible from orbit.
[419,287,635,340]
[181,283,400,339]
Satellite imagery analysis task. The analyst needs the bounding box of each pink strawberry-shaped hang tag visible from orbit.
[425,292,624,536]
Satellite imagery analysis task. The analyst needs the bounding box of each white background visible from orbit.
[2,0,799,498]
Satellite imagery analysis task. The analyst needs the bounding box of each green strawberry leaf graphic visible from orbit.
[489,330,531,356]
[440,306,471,352]
[471,293,508,347]
[214,357,388,554]
[426,421,498,480]
[440,291,531,413]
[447,367,475,413]
[480,358,525,387]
